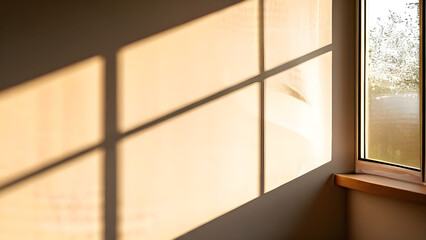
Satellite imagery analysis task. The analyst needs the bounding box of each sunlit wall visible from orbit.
[264,0,332,191]
[264,0,332,69]
[118,85,259,239]
[117,1,260,239]
[265,52,332,191]
[0,0,332,239]
[117,0,258,132]
[0,57,104,239]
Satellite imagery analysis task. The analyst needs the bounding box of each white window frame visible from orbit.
[356,0,426,184]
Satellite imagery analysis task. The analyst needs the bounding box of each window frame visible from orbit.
[356,0,426,184]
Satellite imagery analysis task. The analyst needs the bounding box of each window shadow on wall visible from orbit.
[0,0,346,239]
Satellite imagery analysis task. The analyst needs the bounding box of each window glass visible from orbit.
[365,0,421,169]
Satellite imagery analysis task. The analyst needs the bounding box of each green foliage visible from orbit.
[368,4,419,96]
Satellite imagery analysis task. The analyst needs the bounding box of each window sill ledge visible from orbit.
[334,174,426,204]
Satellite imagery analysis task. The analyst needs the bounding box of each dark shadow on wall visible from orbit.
[177,164,346,240]
[0,0,242,91]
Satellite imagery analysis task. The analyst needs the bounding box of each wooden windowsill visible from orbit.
[334,173,426,204]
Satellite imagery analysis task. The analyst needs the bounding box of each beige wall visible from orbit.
[0,0,356,239]
[348,190,426,240]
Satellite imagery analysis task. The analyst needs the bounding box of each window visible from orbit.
[358,0,425,183]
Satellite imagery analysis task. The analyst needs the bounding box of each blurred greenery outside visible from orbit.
[366,2,420,168]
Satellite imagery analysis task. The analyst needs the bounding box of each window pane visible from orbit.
[365,0,421,168]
